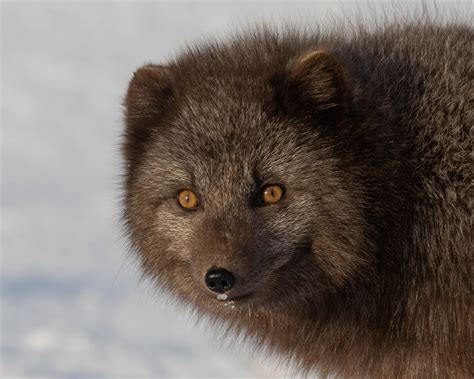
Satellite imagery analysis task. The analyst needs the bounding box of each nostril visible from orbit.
[205,269,235,293]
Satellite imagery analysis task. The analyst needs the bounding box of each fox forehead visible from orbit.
[146,123,321,193]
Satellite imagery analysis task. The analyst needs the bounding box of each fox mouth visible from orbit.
[194,284,257,307]
[214,292,253,302]
[201,287,254,303]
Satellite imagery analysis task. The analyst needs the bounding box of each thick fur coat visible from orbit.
[122,18,472,378]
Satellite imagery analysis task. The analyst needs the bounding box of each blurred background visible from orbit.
[1,1,469,378]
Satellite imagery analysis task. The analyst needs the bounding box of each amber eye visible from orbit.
[177,189,199,210]
[260,184,285,205]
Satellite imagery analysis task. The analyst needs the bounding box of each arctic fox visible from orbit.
[122,20,472,378]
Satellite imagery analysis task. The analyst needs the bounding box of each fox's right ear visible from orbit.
[123,64,175,164]
[125,64,175,126]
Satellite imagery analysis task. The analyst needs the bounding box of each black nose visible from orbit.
[205,269,235,293]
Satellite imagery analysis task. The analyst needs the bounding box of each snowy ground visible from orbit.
[1,1,467,378]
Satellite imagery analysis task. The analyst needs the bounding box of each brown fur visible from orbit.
[121,18,473,378]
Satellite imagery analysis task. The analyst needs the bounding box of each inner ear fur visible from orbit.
[288,50,353,111]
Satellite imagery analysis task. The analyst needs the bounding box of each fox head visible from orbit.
[122,34,387,318]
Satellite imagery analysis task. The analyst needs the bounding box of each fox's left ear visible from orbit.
[283,50,353,112]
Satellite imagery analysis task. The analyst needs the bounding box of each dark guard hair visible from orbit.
[121,14,473,379]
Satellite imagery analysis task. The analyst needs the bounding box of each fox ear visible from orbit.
[287,50,352,111]
[123,64,175,164]
[125,64,175,125]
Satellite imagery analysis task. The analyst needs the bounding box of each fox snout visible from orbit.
[204,268,235,293]
[198,263,258,301]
